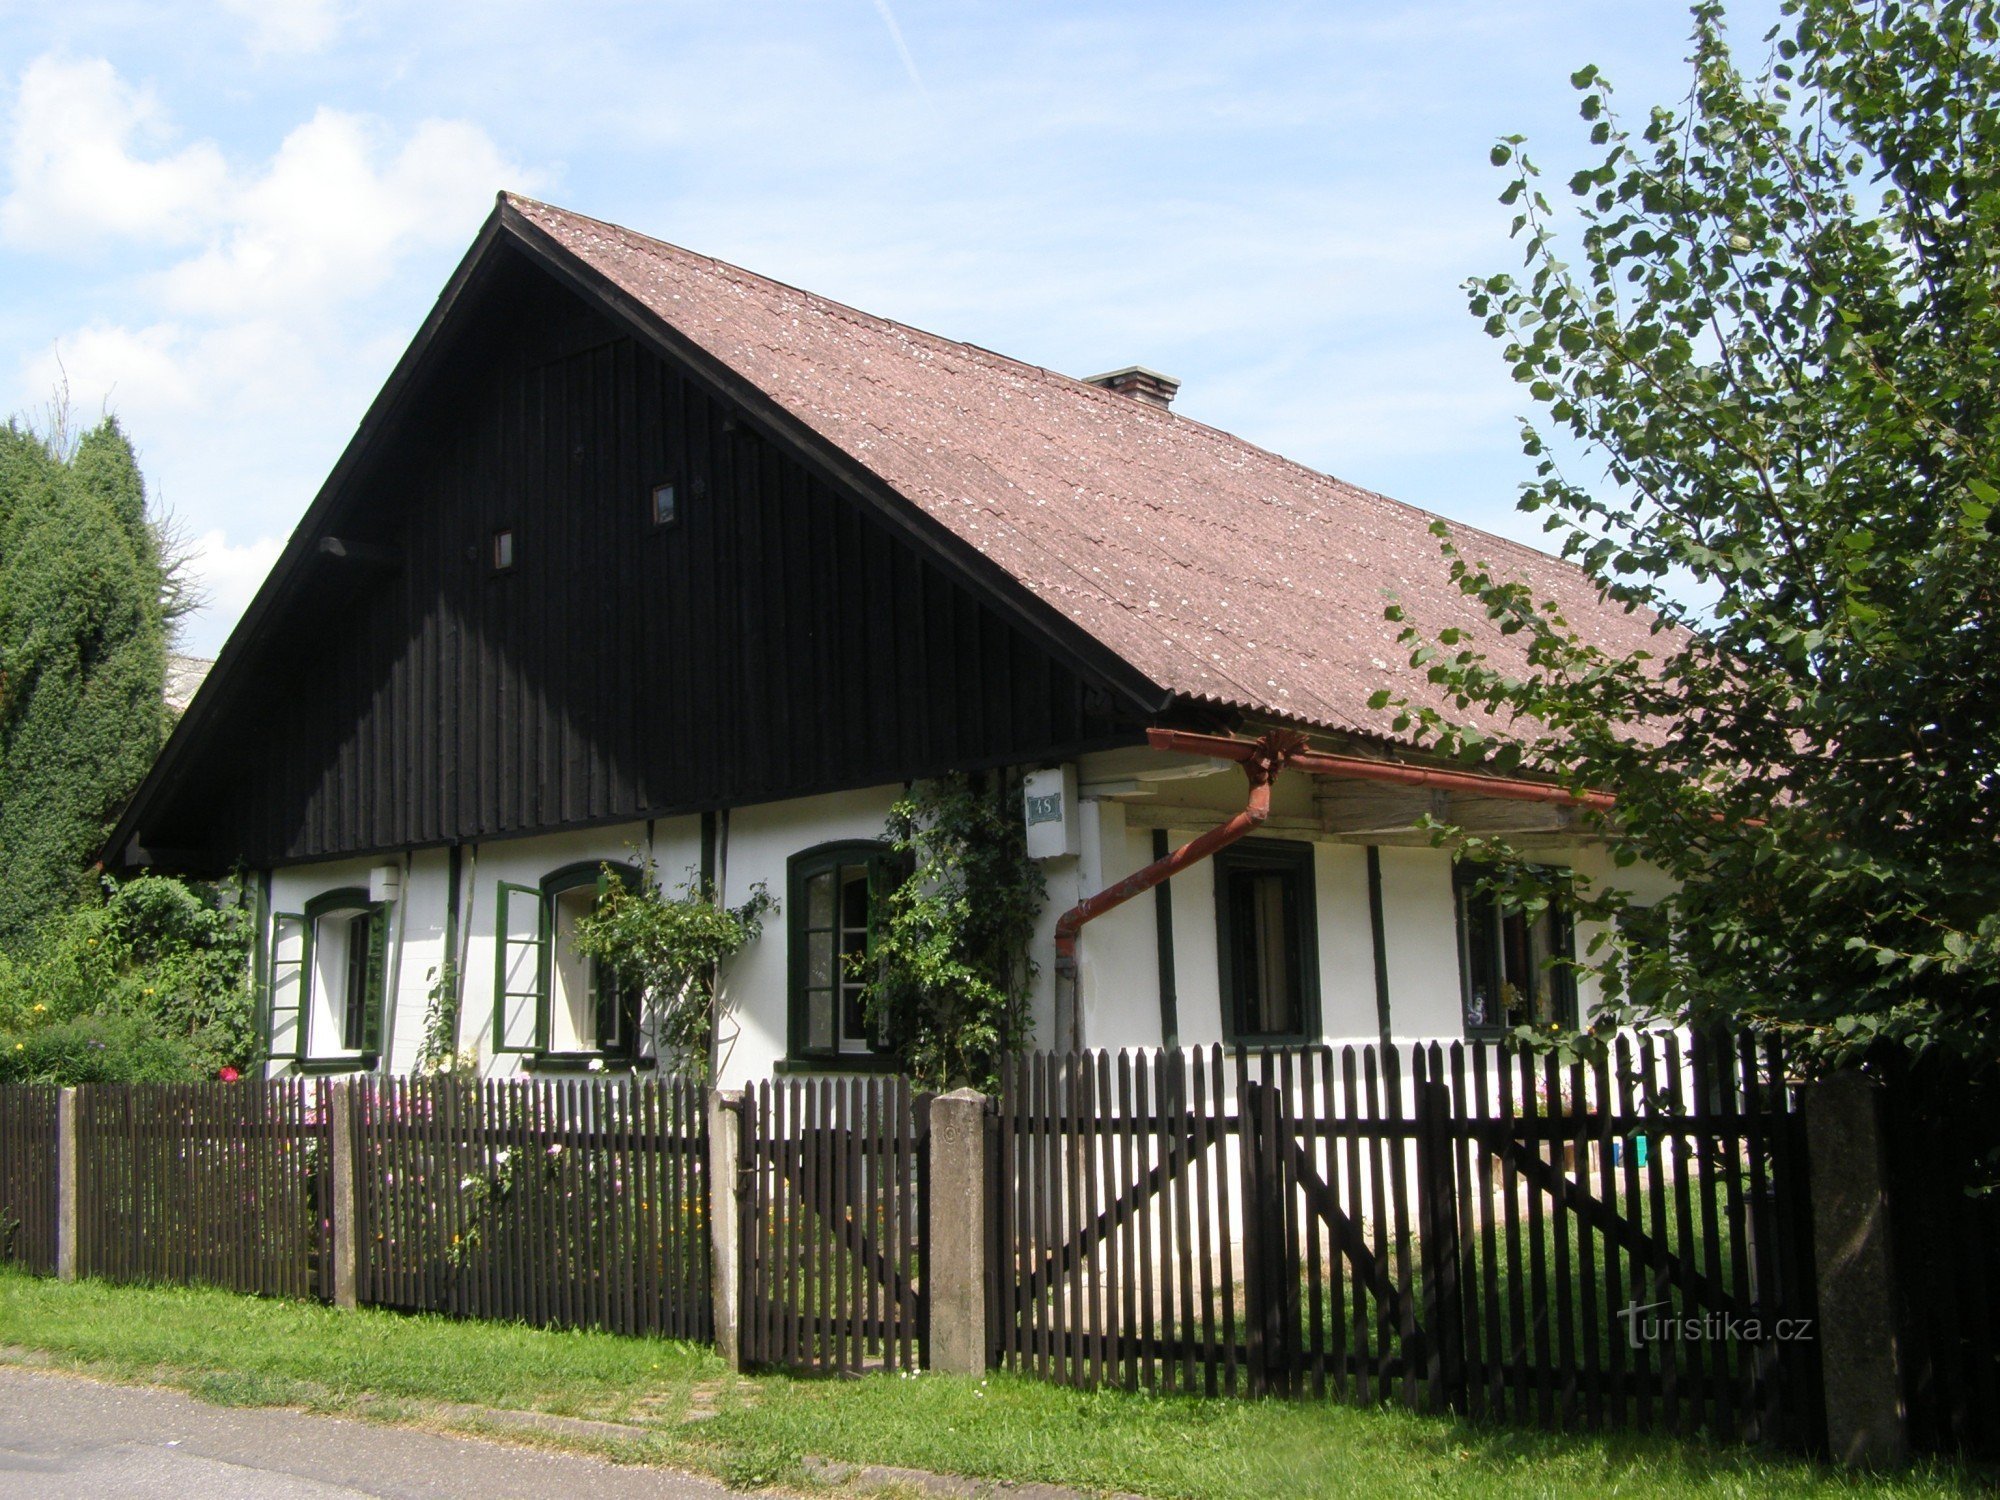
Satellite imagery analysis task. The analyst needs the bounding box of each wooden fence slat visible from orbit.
[1544,1052,1579,1425]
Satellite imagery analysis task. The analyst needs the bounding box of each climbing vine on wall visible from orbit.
[572,860,773,1078]
[863,772,1046,1092]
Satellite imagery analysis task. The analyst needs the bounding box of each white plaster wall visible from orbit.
[712,785,902,1091]
[383,846,451,1075]
[1075,801,1162,1052]
[1374,846,1464,1042]
[1313,842,1379,1043]
[260,763,1681,1083]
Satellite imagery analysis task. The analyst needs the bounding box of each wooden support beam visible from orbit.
[1118,804,1322,837]
[1316,784,1447,836]
[317,536,401,567]
[1121,799,1600,847]
[1450,796,1576,835]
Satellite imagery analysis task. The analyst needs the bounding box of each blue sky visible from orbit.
[1,0,1780,656]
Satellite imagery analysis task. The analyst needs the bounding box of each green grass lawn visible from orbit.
[0,1269,1983,1500]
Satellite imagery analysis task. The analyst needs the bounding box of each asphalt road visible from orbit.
[0,1364,737,1498]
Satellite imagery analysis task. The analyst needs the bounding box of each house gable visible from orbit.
[116,241,1152,870]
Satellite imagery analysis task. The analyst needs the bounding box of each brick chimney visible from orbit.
[1083,366,1180,410]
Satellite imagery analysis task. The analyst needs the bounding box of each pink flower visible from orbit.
[219,1066,241,1082]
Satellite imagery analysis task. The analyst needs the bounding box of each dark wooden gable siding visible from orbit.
[142,249,1140,866]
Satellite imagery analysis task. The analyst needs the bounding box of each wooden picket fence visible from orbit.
[73,1080,326,1299]
[736,1075,928,1374]
[0,1086,58,1274]
[351,1074,710,1339]
[995,1035,1821,1445]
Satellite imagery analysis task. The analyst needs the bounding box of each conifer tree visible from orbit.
[0,415,170,948]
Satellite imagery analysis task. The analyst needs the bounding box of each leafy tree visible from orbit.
[0,413,174,948]
[1375,0,2000,1069]
[862,773,1045,1091]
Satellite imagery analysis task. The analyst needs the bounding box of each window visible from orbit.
[493,863,642,1064]
[1213,839,1320,1044]
[788,842,901,1064]
[651,482,678,528]
[491,528,515,570]
[1455,864,1576,1036]
[266,888,390,1066]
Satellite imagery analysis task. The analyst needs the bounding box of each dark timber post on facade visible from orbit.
[1801,1071,1906,1466]
[928,1088,992,1376]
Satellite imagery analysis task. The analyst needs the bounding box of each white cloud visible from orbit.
[0,55,229,249]
[3,51,541,653]
[157,111,524,316]
[2,54,530,312]
[184,529,285,651]
[22,316,315,423]
[218,0,345,56]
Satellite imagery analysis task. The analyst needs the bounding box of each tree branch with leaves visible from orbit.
[1374,0,2000,1071]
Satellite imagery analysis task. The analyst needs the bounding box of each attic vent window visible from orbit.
[492,528,515,571]
[651,482,678,528]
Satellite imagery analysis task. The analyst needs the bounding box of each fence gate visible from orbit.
[738,1075,928,1373]
[998,1037,1820,1445]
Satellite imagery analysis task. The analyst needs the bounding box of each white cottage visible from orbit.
[106,194,1670,1089]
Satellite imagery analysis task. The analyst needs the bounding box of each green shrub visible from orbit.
[0,875,256,1084]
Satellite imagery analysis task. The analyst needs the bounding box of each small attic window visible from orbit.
[651,482,678,528]
[492,528,515,571]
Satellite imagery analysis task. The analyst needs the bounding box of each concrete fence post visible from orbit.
[55,1087,78,1283]
[927,1087,992,1377]
[708,1087,747,1371]
[327,1081,359,1310]
[1801,1071,1906,1466]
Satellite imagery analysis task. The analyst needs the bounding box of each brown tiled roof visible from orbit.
[510,195,1664,744]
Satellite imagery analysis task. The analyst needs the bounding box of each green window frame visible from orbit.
[1453,863,1577,1038]
[786,841,902,1067]
[267,909,307,1063]
[492,863,642,1064]
[1213,838,1321,1045]
[266,888,390,1065]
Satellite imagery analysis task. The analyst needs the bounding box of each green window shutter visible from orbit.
[268,912,309,1062]
[494,881,546,1054]
[359,906,391,1056]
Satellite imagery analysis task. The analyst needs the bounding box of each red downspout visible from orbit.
[1053,728,1307,978]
